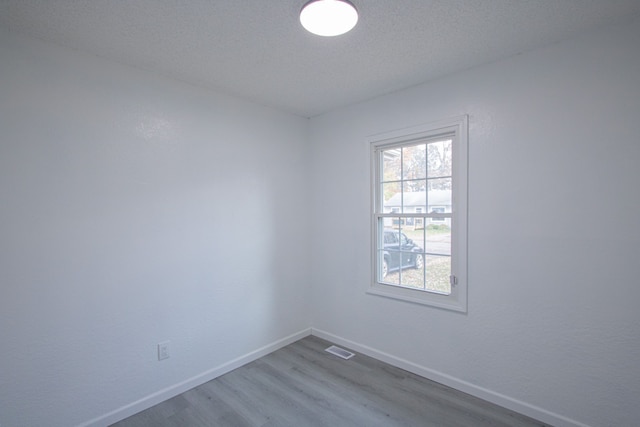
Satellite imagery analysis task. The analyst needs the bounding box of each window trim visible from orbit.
[368,116,468,312]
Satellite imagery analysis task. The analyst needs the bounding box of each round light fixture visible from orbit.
[300,0,358,37]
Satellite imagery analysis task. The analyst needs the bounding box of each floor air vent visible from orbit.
[325,345,355,360]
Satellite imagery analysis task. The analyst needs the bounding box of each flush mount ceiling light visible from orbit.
[300,0,358,37]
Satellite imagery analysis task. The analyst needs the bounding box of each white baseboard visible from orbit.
[311,328,590,427]
[79,328,312,427]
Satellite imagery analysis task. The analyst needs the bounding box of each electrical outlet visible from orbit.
[158,341,170,361]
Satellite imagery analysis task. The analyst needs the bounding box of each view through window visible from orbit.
[378,138,452,293]
[370,117,467,311]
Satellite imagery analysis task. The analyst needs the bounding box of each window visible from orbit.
[430,206,446,222]
[370,116,468,312]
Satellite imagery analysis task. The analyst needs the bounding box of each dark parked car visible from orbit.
[381,229,424,278]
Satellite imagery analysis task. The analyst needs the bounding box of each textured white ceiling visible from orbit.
[1,0,639,117]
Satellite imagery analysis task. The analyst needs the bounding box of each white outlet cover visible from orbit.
[158,341,170,361]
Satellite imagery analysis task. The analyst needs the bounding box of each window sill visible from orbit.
[367,285,467,313]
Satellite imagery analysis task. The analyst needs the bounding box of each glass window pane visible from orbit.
[400,251,425,289]
[380,246,400,286]
[388,216,404,229]
[412,215,426,231]
[402,181,426,214]
[425,255,451,294]
[428,177,451,191]
[426,224,451,256]
[427,139,452,178]
[402,143,426,180]
[382,182,401,212]
[427,179,451,216]
[382,149,401,182]
[403,226,425,249]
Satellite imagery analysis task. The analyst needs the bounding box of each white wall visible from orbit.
[2,15,640,427]
[0,32,310,427]
[309,17,640,427]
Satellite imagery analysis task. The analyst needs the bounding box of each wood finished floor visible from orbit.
[111,335,550,427]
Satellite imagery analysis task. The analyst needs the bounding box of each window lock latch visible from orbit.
[449,275,458,286]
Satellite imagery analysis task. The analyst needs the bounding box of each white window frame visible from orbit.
[369,116,468,312]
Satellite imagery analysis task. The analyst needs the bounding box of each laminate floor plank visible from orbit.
[261,346,416,426]
[256,358,384,427]
[111,336,550,427]
[270,339,459,426]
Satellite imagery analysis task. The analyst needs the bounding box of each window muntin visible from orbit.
[370,117,467,312]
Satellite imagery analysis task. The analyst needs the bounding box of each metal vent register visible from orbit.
[325,345,355,360]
